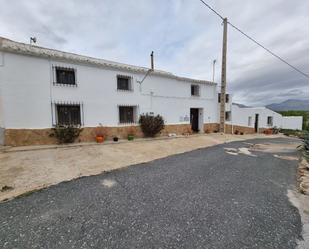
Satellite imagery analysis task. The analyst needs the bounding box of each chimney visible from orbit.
[150,51,154,70]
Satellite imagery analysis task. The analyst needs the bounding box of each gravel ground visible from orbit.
[0,137,303,249]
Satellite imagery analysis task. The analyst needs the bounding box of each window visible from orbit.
[56,104,81,126]
[248,116,252,126]
[226,94,230,103]
[225,111,231,121]
[218,93,230,103]
[191,85,200,96]
[55,67,76,85]
[117,75,132,91]
[119,106,136,124]
[267,116,273,126]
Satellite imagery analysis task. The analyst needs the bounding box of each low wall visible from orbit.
[5,124,194,146]
[282,116,303,130]
[225,124,256,134]
[4,123,261,146]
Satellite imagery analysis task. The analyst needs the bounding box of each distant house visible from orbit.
[228,104,303,133]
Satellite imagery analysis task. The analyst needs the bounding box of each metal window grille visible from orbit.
[51,101,84,126]
[117,75,132,91]
[54,67,76,85]
[119,106,136,124]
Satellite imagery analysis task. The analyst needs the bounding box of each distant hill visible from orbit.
[266,99,309,111]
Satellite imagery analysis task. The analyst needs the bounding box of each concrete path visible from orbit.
[0,137,306,248]
[0,133,283,202]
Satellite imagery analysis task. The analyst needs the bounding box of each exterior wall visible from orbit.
[282,116,303,130]
[1,52,219,130]
[229,105,282,130]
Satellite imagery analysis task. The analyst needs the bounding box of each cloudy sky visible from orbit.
[0,0,308,106]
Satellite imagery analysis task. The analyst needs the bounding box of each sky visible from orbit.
[0,0,308,106]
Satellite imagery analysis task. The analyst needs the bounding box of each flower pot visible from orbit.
[96,136,104,143]
[113,137,119,142]
[128,135,134,141]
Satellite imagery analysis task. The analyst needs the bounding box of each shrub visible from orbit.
[50,125,83,144]
[139,114,165,137]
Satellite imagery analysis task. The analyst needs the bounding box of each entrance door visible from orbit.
[255,114,259,133]
[190,108,199,132]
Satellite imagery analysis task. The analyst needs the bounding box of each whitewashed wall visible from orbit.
[229,105,303,130]
[0,52,219,129]
[229,105,282,129]
[282,116,303,130]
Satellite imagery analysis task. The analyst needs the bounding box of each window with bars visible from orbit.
[191,85,200,96]
[117,75,132,91]
[119,106,136,124]
[56,104,81,126]
[55,67,76,85]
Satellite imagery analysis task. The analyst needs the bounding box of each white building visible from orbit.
[0,37,302,146]
[0,37,234,146]
[228,104,303,133]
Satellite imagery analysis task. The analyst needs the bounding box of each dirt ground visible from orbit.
[0,133,284,202]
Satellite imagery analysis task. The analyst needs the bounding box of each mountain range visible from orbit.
[266,99,309,111]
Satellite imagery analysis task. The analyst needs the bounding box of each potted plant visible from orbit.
[95,125,107,143]
[127,127,136,141]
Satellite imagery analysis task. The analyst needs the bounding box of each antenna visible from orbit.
[30,37,37,45]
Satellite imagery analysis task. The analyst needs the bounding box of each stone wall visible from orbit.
[225,124,256,134]
[0,127,4,145]
[5,124,194,146]
[4,123,261,146]
[204,123,220,133]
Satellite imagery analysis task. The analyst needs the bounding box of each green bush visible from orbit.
[139,114,165,137]
[50,125,83,144]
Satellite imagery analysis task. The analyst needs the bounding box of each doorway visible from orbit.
[255,114,259,133]
[190,108,199,132]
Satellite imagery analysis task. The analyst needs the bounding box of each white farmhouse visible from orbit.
[228,104,303,133]
[0,37,234,146]
[0,37,302,146]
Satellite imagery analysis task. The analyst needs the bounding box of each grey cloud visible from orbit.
[0,0,308,106]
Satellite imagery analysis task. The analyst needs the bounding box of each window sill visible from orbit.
[117,89,134,92]
[53,83,78,87]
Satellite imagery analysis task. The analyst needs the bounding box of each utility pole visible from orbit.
[219,18,228,133]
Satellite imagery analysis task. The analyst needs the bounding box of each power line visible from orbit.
[198,0,309,79]
[199,0,224,20]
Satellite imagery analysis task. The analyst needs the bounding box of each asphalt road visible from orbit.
[0,138,303,249]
